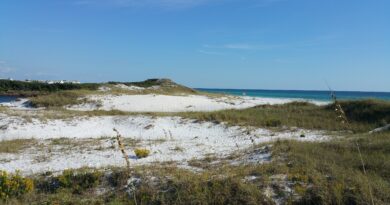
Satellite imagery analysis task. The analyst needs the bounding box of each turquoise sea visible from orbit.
[196,89,390,102]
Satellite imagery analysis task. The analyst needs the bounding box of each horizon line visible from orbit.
[195,87,390,94]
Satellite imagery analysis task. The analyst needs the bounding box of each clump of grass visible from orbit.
[0,139,37,153]
[134,148,150,158]
[57,169,101,194]
[29,90,90,108]
[49,138,102,152]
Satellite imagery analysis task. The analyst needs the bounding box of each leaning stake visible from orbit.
[113,128,131,176]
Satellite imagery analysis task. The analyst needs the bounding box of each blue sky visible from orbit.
[0,0,389,91]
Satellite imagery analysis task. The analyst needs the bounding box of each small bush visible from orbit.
[108,169,128,187]
[0,171,34,199]
[29,90,88,108]
[57,169,101,194]
[134,148,150,158]
[35,177,61,194]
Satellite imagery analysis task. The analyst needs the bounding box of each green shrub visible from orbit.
[0,171,34,199]
[57,169,101,194]
[108,169,129,187]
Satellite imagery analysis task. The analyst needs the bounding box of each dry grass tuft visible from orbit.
[134,148,150,158]
[0,139,37,153]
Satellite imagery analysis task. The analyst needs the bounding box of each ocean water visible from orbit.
[0,96,17,103]
[196,89,390,102]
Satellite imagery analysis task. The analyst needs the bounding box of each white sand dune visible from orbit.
[0,92,330,174]
[69,94,328,112]
[0,115,328,174]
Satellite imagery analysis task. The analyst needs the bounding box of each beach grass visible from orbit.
[273,131,390,204]
[178,100,390,133]
[29,89,95,108]
[0,139,37,153]
[333,99,390,125]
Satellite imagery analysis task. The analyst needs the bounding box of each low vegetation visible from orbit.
[0,171,34,199]
[0,79,98,96]
[0,139,37,153]
[331,99,390,125]
[56,169,102,194]
[179,100,390,133]
[109,78,185,89]
[2,167,272,204]
[2,131,389,204]
[271,132,390,204]
[29,90,92,108]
